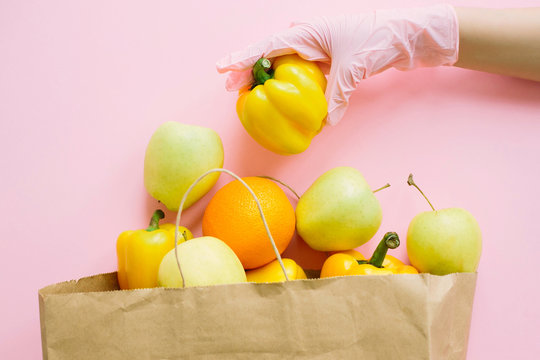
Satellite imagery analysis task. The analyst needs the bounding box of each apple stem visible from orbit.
[407,174,436,211]
[257,175,300,199]
[251,58,274,88]
[358,232,400,268]
[373,183,391,193]
[146,209,165,232]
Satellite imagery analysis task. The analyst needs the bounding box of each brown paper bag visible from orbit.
[39,271,476,359]
[39,169,477,359]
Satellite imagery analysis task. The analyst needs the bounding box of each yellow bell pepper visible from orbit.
[382,255,419,274]
[246,258,307,283]
[320,232,418,277]
[320,250,365,278]
[116,210,193,290]
[236,54,328,155]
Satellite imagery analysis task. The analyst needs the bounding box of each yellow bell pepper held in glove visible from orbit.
[246,258,307,283]
[236,54,328,155]
[116,210,193,290]
[321,232,418,277]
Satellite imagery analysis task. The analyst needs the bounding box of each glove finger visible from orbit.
[326,102,349,126]
[223,69,252,91]
[216,46,268,73]
[217,25,330,73]
[324,64,364,126]
[317,61,331,75]
[262,25,330,62]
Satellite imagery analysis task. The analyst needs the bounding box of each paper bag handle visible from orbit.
[173,168,290,288]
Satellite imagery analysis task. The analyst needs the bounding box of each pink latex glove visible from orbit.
[217,4,459,125]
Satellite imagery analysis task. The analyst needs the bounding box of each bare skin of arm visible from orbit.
[454,7,540,81]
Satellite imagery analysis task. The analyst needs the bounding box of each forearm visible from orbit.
[454,7,540,81]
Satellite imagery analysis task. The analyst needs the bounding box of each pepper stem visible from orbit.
[252,58,273,88]
[146,209,165,232]
[373,183,391,193]
[407,174,436,211]
[358,232,400,268]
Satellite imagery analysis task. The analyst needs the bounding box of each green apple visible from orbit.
[158,236,247,288]
[144,121,224,211]
[406,174,482,275]
[295,167,384,251]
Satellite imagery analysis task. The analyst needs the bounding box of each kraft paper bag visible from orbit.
[39,271,477,359]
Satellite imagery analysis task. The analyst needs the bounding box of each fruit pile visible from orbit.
[116,122,482,290]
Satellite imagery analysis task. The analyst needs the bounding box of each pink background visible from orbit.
[1,0,539,358]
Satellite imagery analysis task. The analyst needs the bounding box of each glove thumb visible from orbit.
[324,64,363,126]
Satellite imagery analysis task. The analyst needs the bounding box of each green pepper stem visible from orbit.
[407,174,436,211]
[252,58,273,87]
[146,210,165,232]
[360,232,400,268]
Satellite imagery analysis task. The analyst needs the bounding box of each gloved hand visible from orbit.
[217,4,459,125]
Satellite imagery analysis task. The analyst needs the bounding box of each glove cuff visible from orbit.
[366,4,459,76]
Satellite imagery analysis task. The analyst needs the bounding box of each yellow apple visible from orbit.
[157,236,246,288]
[407,208,482,274]
[144,121,224,211]
[295,167,383,251]
[406,174,482,275]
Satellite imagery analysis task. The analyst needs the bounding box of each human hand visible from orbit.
[217,4,459,125]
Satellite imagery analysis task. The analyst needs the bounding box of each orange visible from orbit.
[202,177,295,269]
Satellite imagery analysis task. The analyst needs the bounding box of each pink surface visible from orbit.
[1,0,539,358]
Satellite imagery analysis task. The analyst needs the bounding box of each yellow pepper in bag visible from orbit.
[320,250,365,278]
[246,258,307,283]
[116,210,193,290]
[236,54,328,155]
[382,255,419,274]
[320,232,418,278]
